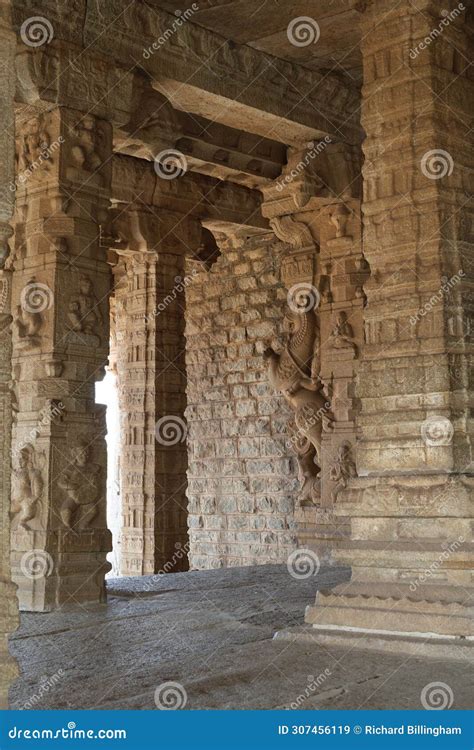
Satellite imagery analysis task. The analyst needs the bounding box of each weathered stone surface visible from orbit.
[0,0,19,708]
[185,230,299,568]
[9,565,473,710]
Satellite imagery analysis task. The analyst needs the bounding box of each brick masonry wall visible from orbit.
[185,232,299,569]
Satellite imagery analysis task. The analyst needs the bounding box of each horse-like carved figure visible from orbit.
[264,308,332,505]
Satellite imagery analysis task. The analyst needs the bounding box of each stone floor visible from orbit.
[9,565,473,710]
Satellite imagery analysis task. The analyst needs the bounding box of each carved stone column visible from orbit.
[306,0,473,650]
[111,210,190,575]
[0,0,19,707]
[10,108,113,611]
[261,141,364,563]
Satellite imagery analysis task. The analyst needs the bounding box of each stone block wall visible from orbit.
[185,231,299,569]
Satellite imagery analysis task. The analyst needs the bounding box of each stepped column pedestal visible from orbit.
[305,0,473,652]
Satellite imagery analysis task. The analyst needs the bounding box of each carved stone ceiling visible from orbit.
[149,0,363,83]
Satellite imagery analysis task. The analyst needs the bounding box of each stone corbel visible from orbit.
[269,215,314,251]
[262,141,362,220]
[114,87,183,160]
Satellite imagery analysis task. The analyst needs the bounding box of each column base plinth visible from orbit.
[11,529,112,612]
[274,624,474,662]
[305,581,474,639]
[295,506,350,565]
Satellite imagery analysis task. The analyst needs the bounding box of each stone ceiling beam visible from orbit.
[114,87,287,190]
[11,1,361,145]
[111,154,268,231]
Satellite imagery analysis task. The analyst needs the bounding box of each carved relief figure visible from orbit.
[58,440,102,530]
[11,444,44,530]
[329,441,357,501]
[329,311,357,355]
[288,421,320,506]
[71,115,103,173]
[264,304,332,505]
[15,304,43,346]
[68,274,102,338]
[330,204,350,238]
[17,117,51,175]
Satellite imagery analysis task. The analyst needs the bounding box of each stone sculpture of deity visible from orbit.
[68,274,103,339]
[11,444,44,530]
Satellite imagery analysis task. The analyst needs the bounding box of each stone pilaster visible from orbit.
[112,211,189,575]
[306,0,474,645]
[261,141,363,563]
[0,0,19,707]
[10,108,113,611]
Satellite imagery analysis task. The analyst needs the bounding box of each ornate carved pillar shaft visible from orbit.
[0,0,18,704]
[112,211,190,576]
[261,140,364,562]
[306,0,473,648]
[10,108,113,611]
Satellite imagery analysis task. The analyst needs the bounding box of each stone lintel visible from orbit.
[111,154,268,231]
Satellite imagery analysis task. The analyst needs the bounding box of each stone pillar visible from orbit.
[261,141,364,564]
[0,0,19,707]
[10,108,113,611]
[112,212,189,576]
[306,0,473,647]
